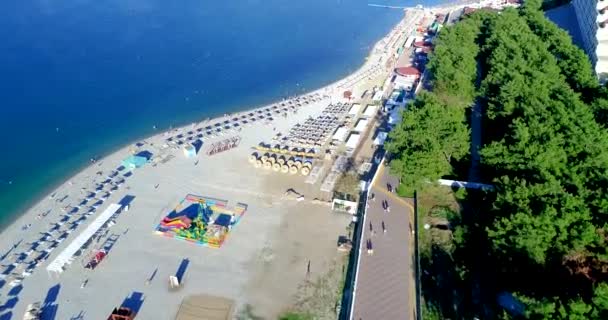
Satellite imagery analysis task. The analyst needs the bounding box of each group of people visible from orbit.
[365,183,396,255]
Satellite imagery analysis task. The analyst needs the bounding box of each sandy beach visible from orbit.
[0,7,446,319]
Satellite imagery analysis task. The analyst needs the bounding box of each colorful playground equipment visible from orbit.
[154,194,248,249]
[160,216,192,230]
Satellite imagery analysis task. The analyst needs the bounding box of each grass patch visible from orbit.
[278,312,313,320]
[416,185,469,319]
[282,258,347,320]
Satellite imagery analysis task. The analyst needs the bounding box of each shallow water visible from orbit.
[0,0,447,227]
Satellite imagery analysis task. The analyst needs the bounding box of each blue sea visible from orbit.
[0,0,448,228]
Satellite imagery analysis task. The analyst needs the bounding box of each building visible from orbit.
[572,0,608,81]
[392,66,421,90]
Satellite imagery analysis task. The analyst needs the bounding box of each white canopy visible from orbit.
[363,105,378,117]
[372,90,384,102]
[345,133,361,150]
[354,119,369,132]
[388,105,405,125]
[348,104,361,116]
[332,127,349,142]
[46,203,121,275]
[373,132,388,146]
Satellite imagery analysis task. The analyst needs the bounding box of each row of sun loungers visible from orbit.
[0,164,133,292]
[282,102,352,148]
[164,93,325,148]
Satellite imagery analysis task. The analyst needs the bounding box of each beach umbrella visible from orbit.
[289,166,298,175]
[272,163,281,172]
[263,161,272,170]
[248,153,258,163]
[281,164,289,174]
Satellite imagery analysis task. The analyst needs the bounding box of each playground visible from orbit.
[154,194,248,248]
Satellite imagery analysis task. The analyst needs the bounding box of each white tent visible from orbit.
[354,119,369,132]
[348,104,361,116]
[332,127,349,142]
[363,105,378,118]
[373,132,388,146]
[46,203,121,276]
[345,133,361,150]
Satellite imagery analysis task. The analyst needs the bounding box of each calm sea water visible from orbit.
[0,0,447,227]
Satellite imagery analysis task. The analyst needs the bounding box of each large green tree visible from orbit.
[386,92,469,191]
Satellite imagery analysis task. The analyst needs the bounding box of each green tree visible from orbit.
[386,92,469,191]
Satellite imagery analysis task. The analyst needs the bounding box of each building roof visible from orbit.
[345,133,361,149]
[413,40,427,48]
[348,104,362,116]
[463,7,477,15]
[46,203,122,274]
[332,127,349,142]
[395,66,421,77]
[363,105,378,117]
[354,119,369,132]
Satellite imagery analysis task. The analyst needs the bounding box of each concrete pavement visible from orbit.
[350,162,415,320]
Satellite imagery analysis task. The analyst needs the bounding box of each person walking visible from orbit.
[382,221,387,233]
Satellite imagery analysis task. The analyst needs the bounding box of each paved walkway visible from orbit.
[351,163,414,320]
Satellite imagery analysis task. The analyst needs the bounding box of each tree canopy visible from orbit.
[387,3,608,319]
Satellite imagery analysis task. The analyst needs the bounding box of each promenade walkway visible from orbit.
[350,162,415,320]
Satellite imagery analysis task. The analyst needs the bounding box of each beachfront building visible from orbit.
[353,119,369,133]
[392,66,421,91]
[348,104,362,117]
[362,105,378,118]
[572,0,608,82]
[332,126,349,143]
[345,133,361,152]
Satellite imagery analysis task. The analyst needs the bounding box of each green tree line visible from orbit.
[387,0,608,318]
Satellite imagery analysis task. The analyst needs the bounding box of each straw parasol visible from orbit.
[301,166,311,176]
[272,163,281,172]
[263,161,272,170]
[289,166,298,175]
[281,164,289,173]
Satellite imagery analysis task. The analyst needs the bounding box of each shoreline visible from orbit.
[0,11,410,235]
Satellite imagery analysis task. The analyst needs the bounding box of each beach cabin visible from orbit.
[121,155,147,170]
[345,133,361,152]
[183,144,197,158]
[362,105,378,118]
[348,104,362,117]
[332,126,349,143]
[353,119,369,133]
